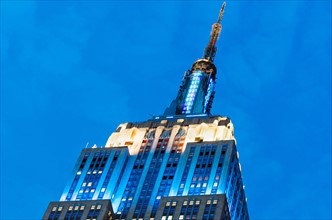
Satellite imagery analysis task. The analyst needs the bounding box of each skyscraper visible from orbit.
[43,2,249,220]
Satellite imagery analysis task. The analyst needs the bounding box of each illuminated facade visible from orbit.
[43,2,249,220]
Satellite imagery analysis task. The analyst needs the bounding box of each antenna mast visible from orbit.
[203,2,226,62]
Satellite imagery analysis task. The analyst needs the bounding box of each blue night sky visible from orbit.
[1,1,331,219]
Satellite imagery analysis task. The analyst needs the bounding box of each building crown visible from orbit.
[164,2,226,116]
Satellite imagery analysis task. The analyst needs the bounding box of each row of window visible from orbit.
[48,203,102,220]
[160,197,220,220]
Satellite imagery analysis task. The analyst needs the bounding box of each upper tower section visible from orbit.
[164,2,226,116]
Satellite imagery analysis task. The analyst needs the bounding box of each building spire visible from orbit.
[164,2,226,116]
[217,2,226,23]
[203,2,226,62]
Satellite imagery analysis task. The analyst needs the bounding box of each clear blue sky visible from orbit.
[1,1,331,219]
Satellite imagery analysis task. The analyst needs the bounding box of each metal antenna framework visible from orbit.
[203,2,226,62]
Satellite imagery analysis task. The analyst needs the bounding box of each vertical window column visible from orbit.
[133,137,169,219]
[76,151,107,200]
[202,198,218,220]
[211,145,228,194]
[150,136,185,218]
[97,151,120,199]
[161,200,177,220]
[177,146,195,196]
[179,199,201,220]
[188,145,216,195]
[65,152,90,201]
[116,138,153,219]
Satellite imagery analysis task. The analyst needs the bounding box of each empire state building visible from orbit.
[43,2,250,220]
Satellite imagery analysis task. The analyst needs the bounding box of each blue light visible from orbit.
[204,78,215,112]
[182,70,203,114]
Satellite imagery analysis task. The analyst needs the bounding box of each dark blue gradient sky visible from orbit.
[1,1,331,219]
